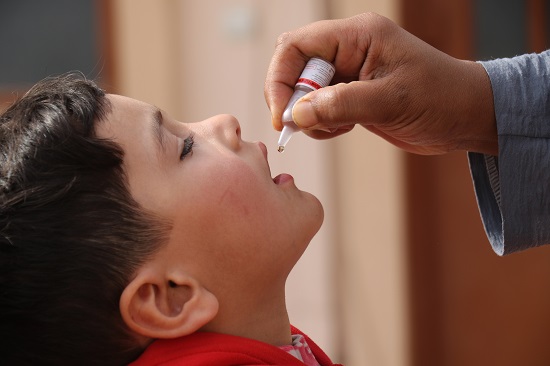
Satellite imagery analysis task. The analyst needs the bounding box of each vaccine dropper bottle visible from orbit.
[277,57,335,152]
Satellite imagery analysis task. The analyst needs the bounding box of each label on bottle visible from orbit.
[295,57,335,90]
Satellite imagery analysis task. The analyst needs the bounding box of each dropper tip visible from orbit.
[277,145,285,153]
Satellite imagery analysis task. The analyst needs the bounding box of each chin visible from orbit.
[302,194,324,243]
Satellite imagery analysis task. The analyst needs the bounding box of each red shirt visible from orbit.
[130,326,342,366]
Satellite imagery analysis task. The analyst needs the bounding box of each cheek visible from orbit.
[192,159,321,240]
[202,161,275,222]
[176,161,280,260]
[208,165,296,255]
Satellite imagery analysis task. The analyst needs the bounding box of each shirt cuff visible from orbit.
[468,152,505,255]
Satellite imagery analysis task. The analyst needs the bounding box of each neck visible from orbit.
[200,285,292,346]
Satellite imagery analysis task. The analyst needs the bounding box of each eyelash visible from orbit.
[180,134,195,161]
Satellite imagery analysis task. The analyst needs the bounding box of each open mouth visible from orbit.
[256,141,294,185]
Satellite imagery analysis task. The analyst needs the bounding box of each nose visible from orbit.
[203,114,241,149]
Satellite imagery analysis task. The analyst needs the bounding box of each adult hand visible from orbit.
[264,13,497,155]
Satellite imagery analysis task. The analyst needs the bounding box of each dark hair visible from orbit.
[0,74,170,365]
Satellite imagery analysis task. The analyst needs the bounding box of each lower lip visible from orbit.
[273,173,294,185]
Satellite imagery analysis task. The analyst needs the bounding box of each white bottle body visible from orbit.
[277,87,311,149]
[281,86,312,123]
[277,58,335,152]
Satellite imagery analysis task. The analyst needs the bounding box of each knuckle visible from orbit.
[275,31,291,48]
[354,11,392,34]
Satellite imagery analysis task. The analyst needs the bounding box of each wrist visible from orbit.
[456,60,498,155]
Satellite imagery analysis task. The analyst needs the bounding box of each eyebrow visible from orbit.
[150,107,166,155]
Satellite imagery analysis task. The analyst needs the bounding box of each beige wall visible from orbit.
[328,2,408,366]
[111,0,182,113]
[111,1,408,365]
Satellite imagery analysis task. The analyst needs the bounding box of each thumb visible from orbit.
[292,80,389,130]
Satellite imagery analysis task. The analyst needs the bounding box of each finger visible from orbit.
[292,78,404,130]
[361,124,412,150]
[264,15,371,130]
[302,125,355,140]
[362,125,448,155]
[265,25,339,131]
[264,45,307,131]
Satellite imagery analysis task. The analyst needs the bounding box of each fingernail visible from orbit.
[292,100,317,129]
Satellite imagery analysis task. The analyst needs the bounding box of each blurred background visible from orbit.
[2,0,550,365]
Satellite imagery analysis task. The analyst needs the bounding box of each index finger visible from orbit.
[264,19,342,131]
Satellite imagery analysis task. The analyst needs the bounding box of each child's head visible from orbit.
[0,74,171,364]
[0,74,323,364]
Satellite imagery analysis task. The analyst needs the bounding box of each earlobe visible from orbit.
[120,271,219,339]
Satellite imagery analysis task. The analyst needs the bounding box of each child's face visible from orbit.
[96,95,323,293]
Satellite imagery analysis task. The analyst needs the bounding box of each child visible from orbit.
[0,74,341,366]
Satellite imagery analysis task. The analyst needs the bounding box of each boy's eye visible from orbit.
[180,134,195,161]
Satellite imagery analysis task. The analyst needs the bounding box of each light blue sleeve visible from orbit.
[468,50,550,255]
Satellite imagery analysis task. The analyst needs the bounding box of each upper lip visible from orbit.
[256,141,272,178]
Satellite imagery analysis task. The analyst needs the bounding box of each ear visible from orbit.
[120,270,219,339]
